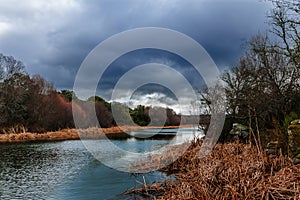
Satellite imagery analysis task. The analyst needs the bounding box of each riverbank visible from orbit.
[126,140,300,199]
[0,125,192,143]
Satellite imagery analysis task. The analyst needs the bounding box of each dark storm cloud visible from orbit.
[0,0,272,93]
[95,48,204,101]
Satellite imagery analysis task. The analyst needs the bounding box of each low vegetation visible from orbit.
[125,139,299,199]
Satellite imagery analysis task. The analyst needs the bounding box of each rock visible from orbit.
[287,119,300,159]
[230,123,249,137]
[293,158,300,165]
[265,141,279,155]
[229,123,249,142]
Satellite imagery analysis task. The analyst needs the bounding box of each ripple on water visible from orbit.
[0,128,199,199]
[0,141,90,200]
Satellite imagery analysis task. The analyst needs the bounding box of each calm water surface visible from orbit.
[0,128,199,199]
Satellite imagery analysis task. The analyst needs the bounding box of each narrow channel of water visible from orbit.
[0,128,200,199]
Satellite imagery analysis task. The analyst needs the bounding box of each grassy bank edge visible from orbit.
[0,125,194,143]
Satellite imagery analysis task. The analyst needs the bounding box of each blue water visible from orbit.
[0,128,200,199]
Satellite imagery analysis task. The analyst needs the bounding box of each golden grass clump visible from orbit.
[0,125,190,143]
[126,139,300,200]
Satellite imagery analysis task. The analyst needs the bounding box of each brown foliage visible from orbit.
[28,91,74,132]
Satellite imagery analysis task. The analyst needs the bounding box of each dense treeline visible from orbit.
[0,55,180,134]
[0,55,75,133]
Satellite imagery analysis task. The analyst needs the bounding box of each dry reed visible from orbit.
[0,125,191,143]
[126,139,300,199]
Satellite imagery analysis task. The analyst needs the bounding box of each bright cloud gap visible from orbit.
[109,92,199,115]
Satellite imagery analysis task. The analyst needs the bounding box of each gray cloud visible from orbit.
[0,0,272,107]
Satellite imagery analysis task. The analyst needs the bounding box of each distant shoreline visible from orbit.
[0,125,194,143]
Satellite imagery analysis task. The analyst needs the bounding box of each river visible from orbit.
[0,128,200,199]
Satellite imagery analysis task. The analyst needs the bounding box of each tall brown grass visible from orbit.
[126,139,300,199]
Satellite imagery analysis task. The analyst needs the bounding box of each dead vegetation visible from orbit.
[0,127,131,143]
[125,139,300,199]
[0,125,190,143]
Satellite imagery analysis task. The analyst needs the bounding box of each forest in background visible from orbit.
[0,58,182,134]
[0,0,299,153]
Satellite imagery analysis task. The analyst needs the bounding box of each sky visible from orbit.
[0,0,273,114]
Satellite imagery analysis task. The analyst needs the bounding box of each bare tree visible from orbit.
[223,34,300,125]
[269,0,300,69]
[199,81,226,137]
[222,33,300,151]
[0,73,31,127]
[0,53,25,81]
